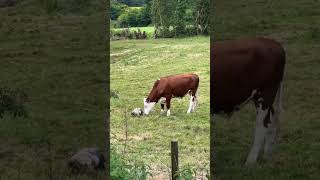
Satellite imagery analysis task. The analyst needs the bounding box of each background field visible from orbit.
[110,36,210,178]
[0,1,106,179]
[213,0,320,179]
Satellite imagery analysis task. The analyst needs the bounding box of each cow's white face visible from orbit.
[143,98,156,115]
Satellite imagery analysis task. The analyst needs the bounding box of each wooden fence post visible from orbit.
[171,140,179,180]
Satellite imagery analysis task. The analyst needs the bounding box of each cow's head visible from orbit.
[143,98,156,115]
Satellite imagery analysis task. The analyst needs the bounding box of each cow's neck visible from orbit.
[147,92,161,103]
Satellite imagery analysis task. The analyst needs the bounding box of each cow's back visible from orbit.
[162,73,199,97]
[211,37,285,113]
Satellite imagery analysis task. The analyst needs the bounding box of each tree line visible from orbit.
[111,0,209,37]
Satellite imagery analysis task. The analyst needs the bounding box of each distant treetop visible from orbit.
[116,0,148,7]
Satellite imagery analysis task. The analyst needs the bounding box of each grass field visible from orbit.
[213,0,320,179]
[0,1,106,179]
[110,36,210,178]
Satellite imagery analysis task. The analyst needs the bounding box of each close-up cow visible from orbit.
[211,37,286,165]
[143,73,200,116]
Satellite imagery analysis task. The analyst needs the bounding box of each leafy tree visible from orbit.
[140,0,152,26]
[173,0,187,36]
[111,0,128,20]
[117,0,147,6]
[194,0,209,35]
[152,0,176,37]
[118,8,150,27]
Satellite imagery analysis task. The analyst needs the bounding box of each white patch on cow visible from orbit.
[245,103,268,165]
[160,109,164,113]
[159,97,166,104]
[187,95,194,114]
[237,89,257,110]
[167,109,171,116]
[143,98,156,115]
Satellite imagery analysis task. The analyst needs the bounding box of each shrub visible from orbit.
[111,151,151,180]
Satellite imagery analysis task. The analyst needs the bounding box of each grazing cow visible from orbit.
[211,37,286,165]
[144,73,199,116]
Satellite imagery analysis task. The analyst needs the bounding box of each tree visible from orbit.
[194,0,209,35]
[173,0,187,36]
[140,0,152,26]
[152,0,175,37]
[111,0,128,20]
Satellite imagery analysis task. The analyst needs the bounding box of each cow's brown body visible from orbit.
[147,73,199,102]
[145,73,199,115]
[211,37,286,165]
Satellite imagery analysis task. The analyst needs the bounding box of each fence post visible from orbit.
[171,140,179,180]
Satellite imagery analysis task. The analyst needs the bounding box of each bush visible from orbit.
[117,7,151,28]
[111,28,148,40]
[111,151,151,180]
[111,0,128,20]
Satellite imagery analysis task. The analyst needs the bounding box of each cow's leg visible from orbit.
[245,104,268,165]
[192,96,197,112]
[263,113,277,161]
[160,103,165,113]
[160,98,166,114]
[187,89,198,113]
[165,96,171,116]
[264,83,282,160]
[187,95,194,114]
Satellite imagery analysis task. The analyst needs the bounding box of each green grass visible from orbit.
[110,36,210,178]
[112,26,155,38]
[0,0,106,179]
[213,0,320,179]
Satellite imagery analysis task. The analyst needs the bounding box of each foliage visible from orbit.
[111,28,148,40]
[111,0,128,20]
[152,0,209,37]
[117,6,151,28]
[194,0,209,35]
[117,0,147,7]
[111,26,154,40]
[111,151,151,180]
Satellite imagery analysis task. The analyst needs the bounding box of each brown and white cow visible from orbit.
[211,37,286,165]
[144,73,199,116]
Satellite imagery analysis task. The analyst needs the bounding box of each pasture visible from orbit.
[110,36,210,178]
[213,0,320,179]
[0,1,106,179]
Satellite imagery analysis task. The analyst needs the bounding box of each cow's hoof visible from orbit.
[166,110,171,116]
